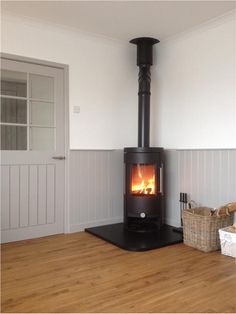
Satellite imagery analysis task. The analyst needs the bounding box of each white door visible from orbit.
[1,58,66,243]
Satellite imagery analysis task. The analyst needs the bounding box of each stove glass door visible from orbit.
[131,164,157,195]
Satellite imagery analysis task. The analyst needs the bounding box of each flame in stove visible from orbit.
[132,165,155,195]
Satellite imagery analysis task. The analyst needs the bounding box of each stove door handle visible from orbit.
[160,164,164,194]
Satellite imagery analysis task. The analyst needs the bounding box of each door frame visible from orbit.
[0,53,70,234]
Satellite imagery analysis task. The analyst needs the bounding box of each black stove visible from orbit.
[86,37,182,251]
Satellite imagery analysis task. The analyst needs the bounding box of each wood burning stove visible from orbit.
[86,37,182,251]
[124,38,164,232]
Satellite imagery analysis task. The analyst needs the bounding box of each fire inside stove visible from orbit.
[131,164,156,195]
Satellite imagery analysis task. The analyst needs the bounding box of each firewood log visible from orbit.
[216,206,230,217]
[216,202,236,217]
[226,202,236,212]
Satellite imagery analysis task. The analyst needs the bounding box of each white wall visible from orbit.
[2,12,235,151]
[2,13,138,150]
[151,13,236,149]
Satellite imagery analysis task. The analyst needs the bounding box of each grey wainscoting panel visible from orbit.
[165,149,236,226]
[69,149,235,231]
[69,150,123,232]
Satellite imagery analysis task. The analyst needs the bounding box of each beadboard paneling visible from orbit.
[1,164,56,231]
[165,149,236,226]
[69,150,123,231]
[69,149,236,231]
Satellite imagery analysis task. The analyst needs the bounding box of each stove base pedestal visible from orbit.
[85,223,183,251]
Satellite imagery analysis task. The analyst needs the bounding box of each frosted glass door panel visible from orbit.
[30,127,54,151]
[30,74,54,101]
[1,125,27,150]
[1,70,27,97]
[1,98,27,124]
[1,69,55,151]
[30,101,54,126]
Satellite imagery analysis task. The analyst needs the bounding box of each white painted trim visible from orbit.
[1,52,68,70]
[70,217,123,233]
[1,224,63,243]
[64,66,70,233]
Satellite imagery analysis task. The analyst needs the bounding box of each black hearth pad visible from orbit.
[85,223,183,252]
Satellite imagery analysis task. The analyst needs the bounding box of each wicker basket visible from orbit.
[183,207,233,252]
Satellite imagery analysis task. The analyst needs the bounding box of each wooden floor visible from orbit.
[1,232,236,313]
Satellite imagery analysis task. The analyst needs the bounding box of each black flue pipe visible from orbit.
[130,37,159,147]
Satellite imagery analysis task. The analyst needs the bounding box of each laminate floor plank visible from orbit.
[1,232,236,313]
